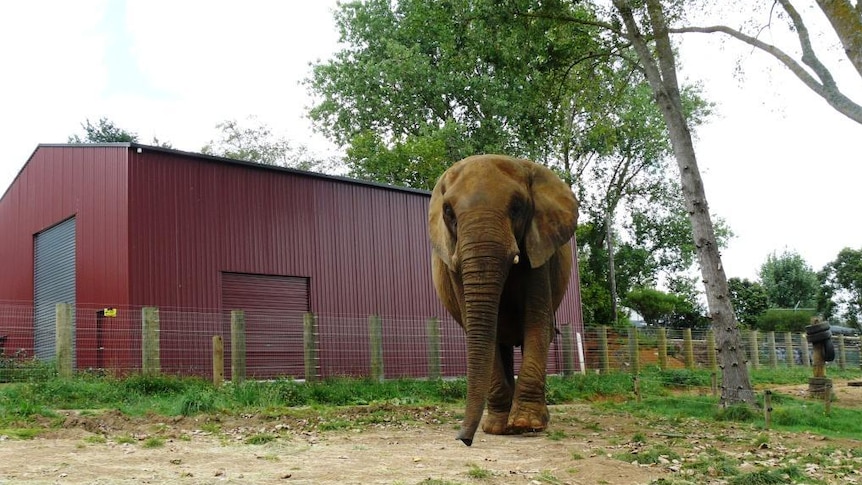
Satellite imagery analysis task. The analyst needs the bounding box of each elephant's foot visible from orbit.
[507,401,550,433]
[482,410,513,435]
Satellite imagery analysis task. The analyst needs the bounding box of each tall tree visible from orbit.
[728,277,770,326]
[307,0,710,189]
[609,0,755,405]
[68,117,138,143]
[670,0,862,124]
[202,116,328,172]
[310,0,716,327]
[819,247,862,325]
[758,250,820,308]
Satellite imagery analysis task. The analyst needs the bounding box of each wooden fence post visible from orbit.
[561,324,575,376]
[707,329,718,372]
[426,317,441,380]
[683,328,694,370]
[212,335,224,387]
[784,332,795,367]
[800,332,810,367]
[55,303,74,378]
[231,310,246,384]
[142,307,160,376]
[369,314,384,382]
[657,327,668,371]
[628,327,640,374]
[767,331,778,368]
[750,330,760,370]
[598,326,610,373]
[303,312,318,382]
[838,335,846,370]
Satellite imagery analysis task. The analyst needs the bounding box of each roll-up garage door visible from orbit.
[221,273,310,379]
[34,217,76,362]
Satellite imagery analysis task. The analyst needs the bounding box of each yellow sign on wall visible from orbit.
[103,308,117,318]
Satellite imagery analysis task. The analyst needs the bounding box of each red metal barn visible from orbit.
[0,144,584,379]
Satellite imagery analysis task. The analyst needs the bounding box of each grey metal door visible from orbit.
[34,217,76,361]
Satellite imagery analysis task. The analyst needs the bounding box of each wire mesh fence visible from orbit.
[1,301,859,383]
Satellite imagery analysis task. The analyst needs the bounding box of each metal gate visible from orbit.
[34,217,76,361]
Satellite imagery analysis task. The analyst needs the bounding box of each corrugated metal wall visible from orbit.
[126,146,584,377]
[126,148,450,318]
[33,217,77,360]
[0,145,131,363]
[0,144,584,376]
[221,272,310,379]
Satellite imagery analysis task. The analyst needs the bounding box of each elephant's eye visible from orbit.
[509,198,525,219]
[443,203,457,232]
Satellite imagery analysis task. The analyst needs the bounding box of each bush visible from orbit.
[0,352,56,383]
[755,308,816,332]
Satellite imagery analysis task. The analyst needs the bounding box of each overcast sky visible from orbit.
[1,1,859,282]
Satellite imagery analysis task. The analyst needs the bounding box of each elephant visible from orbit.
[428,154,579,446]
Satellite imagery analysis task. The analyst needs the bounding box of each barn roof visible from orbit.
[4,142,432,202]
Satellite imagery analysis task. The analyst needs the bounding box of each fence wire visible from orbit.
[1,302,859,384]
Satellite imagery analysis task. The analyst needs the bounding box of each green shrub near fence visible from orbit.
[755,308,816,332]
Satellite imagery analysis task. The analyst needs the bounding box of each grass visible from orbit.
[729,466,809,485]
[618,443,680,465]
[466,463,493,479]
[1,367,855,484]
[244,433,277,445]
[142,436,165,448]
[0,367,859,441]
[683,447,740,477]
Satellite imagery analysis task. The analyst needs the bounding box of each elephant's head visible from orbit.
[428,154,578,445]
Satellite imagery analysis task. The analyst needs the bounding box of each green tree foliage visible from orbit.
[201,117,327,172]
[758,250,819,309]
[577,184,731,325]
[308,0,683,187]
[68,117,138,143]
[727,277,769,327]
[819,247,862,326]
[345,126,461,190]
[624,285,708,329]
[755,308,816,333]
[310,0,717,326]
[68,117,173,147]
[625,288,677,326]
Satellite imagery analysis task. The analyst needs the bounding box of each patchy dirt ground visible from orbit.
[1,379,861,485]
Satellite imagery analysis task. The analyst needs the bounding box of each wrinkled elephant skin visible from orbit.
[428,154,578,446]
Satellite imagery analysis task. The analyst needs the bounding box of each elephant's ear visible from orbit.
[429,173,455,270]
[525,162,579,269]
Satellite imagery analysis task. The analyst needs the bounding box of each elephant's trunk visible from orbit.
[456,246,511,446]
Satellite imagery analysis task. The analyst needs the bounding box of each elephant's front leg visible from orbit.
[508,272,553,433]
[482,344,515,435]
